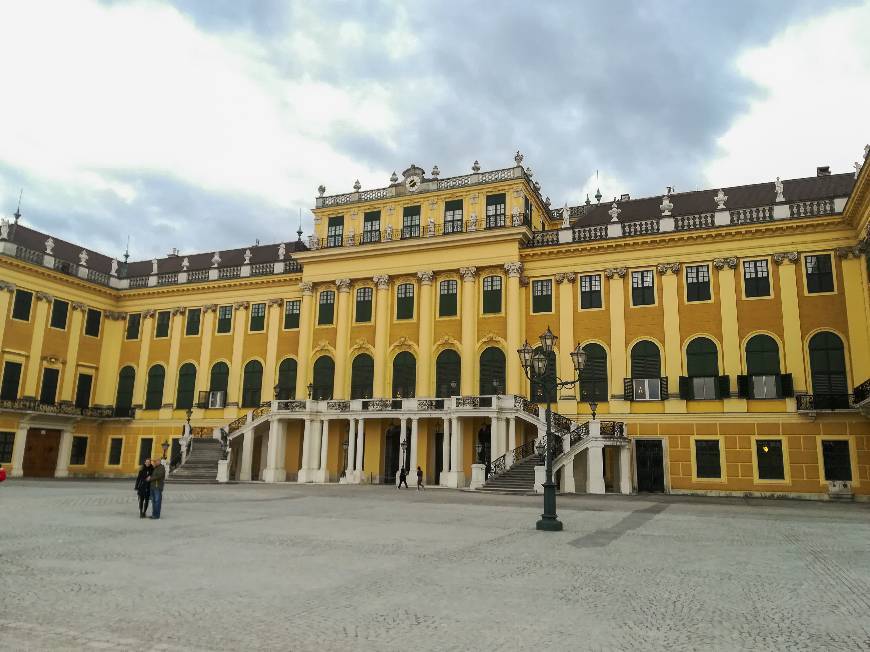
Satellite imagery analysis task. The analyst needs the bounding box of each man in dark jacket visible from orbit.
[134,459,152,518]
[149,460,166,520]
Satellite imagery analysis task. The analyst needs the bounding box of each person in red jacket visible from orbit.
[0,463,7,483]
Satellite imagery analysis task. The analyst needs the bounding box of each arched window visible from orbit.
[392,352,416,398]
[241,360,263,407]
[175,363,197,409]
[684,338,720,400]
[435,350,461,398]
[145,364,165,410]
[809,332,849,409]
[530,346,557,403]
[209,362,229,394]
[479,347,506,395]
[312,356,335,400]
[742,334,787,399]
[580,343,608,402]
[746,335,780,375]
[276,358,297,400]
[115,366,135,416]
[350,354,374,399]
[629,341,662,401]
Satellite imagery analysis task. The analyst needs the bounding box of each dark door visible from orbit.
[40,368,60,405]
[635,440,664,492]
[434,431,443,485]
[22,429,62,477]
[383,425,400,484]
[822,440,852,481]
[75,373,93,409]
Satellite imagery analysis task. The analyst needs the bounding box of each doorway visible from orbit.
[22,428,62,477]
[635,440,665,492]
[383,424,401,484]
[434,430,443,485]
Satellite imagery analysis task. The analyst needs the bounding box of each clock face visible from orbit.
[405,175,422,192]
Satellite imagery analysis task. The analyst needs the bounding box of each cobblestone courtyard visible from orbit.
[1,481,869,651]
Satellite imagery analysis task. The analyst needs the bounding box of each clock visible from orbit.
[405,174,422,192]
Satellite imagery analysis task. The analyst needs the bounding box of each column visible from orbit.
[618,446,632,495]
[441,416,450,485]
[409,417,419,473]
[263,418,287,482]
[162,307,185,413]
[446,416,465,487]
[314,418,330,482]
[240,429,254,481]
[59,305,85,403]
[0,282,15,350]
[54,428,74,478]
[346,418,357,477]
[504,262,524,395]
[295,282,315,399]
[606,269,628,410]
[10,424,27,477]
[93,312,124,408]
[226,302,248,409]
[22,292,52,397]
[556,272,577,405]
[194,306,217,409]
[775,252,807,391]
[489,416,501,459]
[562,455,576,493]
[508,416,517,452]
[132,311,155,407]
[298,417,313,483]
[459,267,478,395]
[659,263,685,412]
[586,443,605,494]
[714,258,746,410]
[262,298,283,404]
[333,279,352,399]
[355,419,365,480]
[417,271,435,396]
[372,275,391,398]
[839,249,870,385]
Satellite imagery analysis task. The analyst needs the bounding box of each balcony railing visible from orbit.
[854,379,870,405]
[0,398,133,419]
[796,393,854,411]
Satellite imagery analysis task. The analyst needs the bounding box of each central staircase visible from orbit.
[478,454,542,493]
[170,439,223,484]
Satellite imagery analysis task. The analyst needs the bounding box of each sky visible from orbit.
[0,0,868,261]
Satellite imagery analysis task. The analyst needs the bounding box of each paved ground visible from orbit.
[1,481,869,652]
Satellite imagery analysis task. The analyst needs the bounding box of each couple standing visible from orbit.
[134,458,166,519]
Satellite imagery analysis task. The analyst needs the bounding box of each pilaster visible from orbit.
[132,310,155,407]
[0,282,15,350]
[459,267,477,395]
[10,424,27,477]
[162,307,186,414]
[263,299,283,404]
[194,305,217,412]
[556,272,576,407]
[22,292,52,397]
[658,263,686,413]
[504,262,523,395]
[838,248,870,385]
[333,279,352,399]
[714,257,747,411]
[417,271,434,396]
[93,311,125,407]
[605,268,629,410]
[295,283,315,399]
[59,304,85,402]
[54,429,74,478]
[372,275,391,398]
[226,302,249,409]
[774,252,807,391]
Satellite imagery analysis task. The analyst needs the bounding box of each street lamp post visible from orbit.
[307,383,314,400]
[517,327,586,532]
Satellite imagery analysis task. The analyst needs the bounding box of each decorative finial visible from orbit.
[544,196,551,207]
[608,201,621,222]
[243,249,251,264]
[14,189,22,224]
[45,237,54,255]
[211,252,221,268]
[514,150,524,166]
[390,170,398,183]
[855,161,862,179]
[181,257,190,271]
[317,184,326,197]
[353,179,361,192]
[123,236,130,263]
[431,165,440,178]
[595,188,602,203]
[79,250,89,267]
[472,160,480,173]
[660,188,673,216]
[714,189,728,210]
[151,258,158,275]
[774,177,785,202]
[561,204,571,228]
[526,166,534,178]
[110,259,118,276]
[585,193,591,206]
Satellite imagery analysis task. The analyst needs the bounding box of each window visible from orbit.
[482,276,502,314]
[683,337,722,400]
[154,310,170,338]
[355,287,372,322]
[628,340,663,401]
[524,195,533,227]
[805,254,834,293]
[686,265,711,302]
[439,280,458,317]
[402,206,420,239]
[444,199,463,234]
[530,348,557,403]
[75,373,93,409]
[318,291,335,325]
[107,437,123,466]
[217,305,233,333]
[276,358,297,400]
[50,299,69,329]
[350,354,374,400]
[84,308,102,337]
[0,432,14,463]
[822,440,852,481]
[249,303,266,332]
[362,211,381,243]
[138,438,153,466]
[284,300,300,329]
[435,350,461,398]
[808,331,849,409]
[126,313,141,340]
[580,274,602,309]
[312,356,335,400]
[1,361,22,401]
[186,308,201,336]
[115,366,135,416]
[392,352,416,398]
[742,334,789,399]
[69,436,88,465]
[532,279,552,313]
[756,440,785,480]
[743,260,770,297]
[175,363,197,409]
[207,362,229,408]
[145,365,165,410]
[580,343,608,402]
[327,216,344,247]
[241,360,263,407]
[694,440,721,479]
[631,270,655,306]
[479,347,506,395]
[485,193,506,228]
[396,283,414,319]
[39,368,59,405]
[11,289,32,321]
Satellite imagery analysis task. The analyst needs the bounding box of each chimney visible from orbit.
[620,193,630,201]
[167,248,179,257]
[816,166,830,177]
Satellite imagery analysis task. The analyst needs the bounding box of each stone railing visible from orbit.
[513,395,540,417]
[674,213,715,231]
[572,225,607,242]
[622,219,660,236]
[730,206,773,224]
[790,199,834,217]
[157,273,178,285]
[0,398,129,419]
[218,266,241,280]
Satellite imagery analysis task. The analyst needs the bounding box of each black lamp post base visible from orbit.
[536,482,562,531]
[536,515,563,531]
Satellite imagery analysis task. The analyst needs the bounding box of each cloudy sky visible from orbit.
[0,0,868,261]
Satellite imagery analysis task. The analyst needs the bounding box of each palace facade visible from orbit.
[1,150,869,499]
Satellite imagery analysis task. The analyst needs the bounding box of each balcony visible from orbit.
[796,393,854,412]
[0,397,134,419]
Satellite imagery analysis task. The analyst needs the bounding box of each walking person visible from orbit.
[149,458,166,519]
[398,466,409,489]
[134,458,152,518]
[0,462,6,484]
[416,465,424,491]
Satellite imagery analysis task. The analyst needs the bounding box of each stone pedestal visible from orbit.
[217,459,230,483]
[534,465,546,494]
[586,444,605,494]
[469,463,486,490]
[262,468,286,483]
[310,468,330,483]
[442,471,466,488]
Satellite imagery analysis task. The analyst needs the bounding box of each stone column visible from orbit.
[774,252,807,392]
[59,305,85,403]
[556,272,577,406]
[562,455,576,493]
[355,419,365,480]
[459,267,478,395]
[262,298,283,403]
[372,275,391,398]
[446,416,465,487]
[333,279,352,399]
[658,263,685,412]
[508,415,517,452]
[132,310,155,407]
[314,418,330,482]
[93,312,125,408]
[10,424,27,477]
[440,416,450,485]
[0,282,15,351]
[417,271,435,396]
[263,418,287,482]
[504,262,524,395]
[22,292,52,397]
[298,417,314,483]
[409,417,419,473]
[294,282,315,399]
[54,429,74,478]
[586,443,605,494]
[618,445,632,495]
[838,248,870,385]
[346,418,357,477]
[240,429,254,481]
[605,268,628,411]
[714,257,746,410]
[226,302,249,409]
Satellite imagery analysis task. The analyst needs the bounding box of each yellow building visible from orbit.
[1,151,869,499]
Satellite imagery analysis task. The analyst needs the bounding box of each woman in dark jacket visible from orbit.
[134,459,152,518]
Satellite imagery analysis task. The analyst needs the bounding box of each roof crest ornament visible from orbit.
[181,257,190,271]
[714,189,728,210]
[660,188,673,216]
[390,171,398,184]
[608,201,621,222]
[514,150,524,166]
[353,179,361,192]
[561,204,571,228]
[79,250,88,267]
[775,177,785,202]
[243,249,251,265]
[110,259,118,277]
[211,252,221,268]
[318,184,326,197]
[45,237,54,254]
[151,258,158,275]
